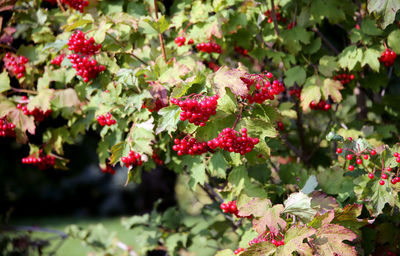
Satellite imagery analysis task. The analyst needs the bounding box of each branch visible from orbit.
[11,87,38,95]
[153,0,167,62]
[280,133,302,159]
[270,0,280,36]
[312,27,339,55]
[56,0,66,13]
[232,104,244,130]
[294,98,307,159]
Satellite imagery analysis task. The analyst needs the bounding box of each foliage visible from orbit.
[1,0,400,255]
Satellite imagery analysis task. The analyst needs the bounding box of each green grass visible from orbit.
[9,216,133,256]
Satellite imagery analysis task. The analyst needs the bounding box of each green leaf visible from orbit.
[310,191,339,214]
[319,56,337,77]
[322,78,344,103]
[283,192,317,223]
[281,27,312,54]
[209,151,228,178]
[165,233,188,254]
[182,156,206,189]
[332,204,368,233]
[284,66,306,87]
[361,18,383,36]
[155,105,180,134]
[214,66,248,97]
[311,224,357,256]
[217,88,238,114]
[63,19,93,32]
[121,214,150,229]
[241,241,276,256]
[338,45,363,70]
[0,71,10,93]
[301,175,318,194]
[110,141,131,165]
[276,225,316,255]
[215,249,235,256]
[388,30,400,54]
[27,88,54,112]
[131,120,155,156]
[367,0,400,28]
[300,84,321,111]
[362,48,381,72]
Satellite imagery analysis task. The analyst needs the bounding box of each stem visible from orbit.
[56,0,66,13]
[153,0,167,62]
[280,133,302,159]
[312,27,339,55]
[232,104,244,130]
[355,82,367,119]
[130,52,148,65]
[11,87,38,95]
[270,0,280,36]
[294,99,307,160]
[106,32,125,47]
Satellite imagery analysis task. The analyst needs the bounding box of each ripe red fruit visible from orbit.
[387,167,392,172]
[356,159,362,165]
[333,72,355,85]
[396,157,400,163]
[347,137,353,141]
[207,128,259,155]
[368,173,374,179]
[2,53,28,79]
[187,39,194,45]
[363,154,369,160]
[240,72,285,104]
[379,48,397,67]
[120,150,143,167]
[174,36,186,47]
[381,173,388,179]
[0,116,16,138]
[348,165,355,171]
[336,148,343,154]
[61,0,89,12]
[346,154,353,160]
[394,152,399,157]
[370,150,376,156]
[68,54,106,82]
[68,30,101,55]
[379,180,385,185]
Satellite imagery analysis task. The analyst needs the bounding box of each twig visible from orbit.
[106,32,126,47]
[232,104,244,129]
[130,51,148,65]
[56,0,66,13]
[11,87,38,95]
[312,27,339,55]
[153,0,167,62]
[270,0,280,36]
[294,99,307,160]
[280,133,302,159]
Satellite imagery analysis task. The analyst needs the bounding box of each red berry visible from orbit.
[368,173,374,179]
[348,165,355,171]
[336,148,343,154]
[346,154,353,160]
[381,173,388,179]
[370,150,376,156]
[363,155,369,160]
[379,180,385,185]
[356,159,362,165]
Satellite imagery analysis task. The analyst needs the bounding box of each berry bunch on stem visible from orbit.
[234,247,244,254]
[21,153,56,170]
[121,151,143,168]
[172,136,210,156]
[51,54,65,66]
[101,164,116,175]
[171,94,219,127]
[378,48,397,67]
[248,231,285,247]
[0,116,15,138]
[333,72,355,85]
[264,7,286,24]
[151,152,164,165]
[67,54,105,82]
[68,30,101,55]
[2,53,28,79]
[240,72,285,104]
[309,100,331,111]
[289,88,301,99]
[207,128,259,155]
[196,40,222,54]
[220,200,251,219]
[17,98,52,122]
[234,46,248,56]
[61,0,89,13]
[96,113,116,126]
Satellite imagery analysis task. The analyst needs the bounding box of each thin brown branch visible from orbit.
[11,87,38,94]
[280,133,302,159]
[312,27,339,55]
[270,0,280,36]
[153,0,167,62]
[56,0,66,13]
[294,99,307,159]
[232,104,244,130]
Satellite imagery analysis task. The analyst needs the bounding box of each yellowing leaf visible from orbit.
[276,225,316,256]
[323,78,344,103]
[52,88,80,108]
[253,204,286,235]
[0,71,10,93]
[300,84,321,111]
[311,224,357,256]
[214,66,248,97]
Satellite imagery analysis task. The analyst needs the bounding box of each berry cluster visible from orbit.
[174,36,194,47]
[206,61,220,72]
[333,73,355,85]
[2,53,29,79]
[67,31,101,55]
[248,232,285,247]
[101,165,116,175]
[21,154,56,170]
[17,101,52,122]
[121,151,143,168]
[240,72,285,104]
[172,137,210,156]
[234,248,244,254]
[96,113,116,126]
[196,41,222,54]
[207,128,259,155]
[378,48,397,67]
[0,117,15,138]
[68,54,106,82]
[51,54,65,66]
[289,88,301,99]
[171,95,219,127]
[234,46,248,56]
[61,0,89,13]
[309,100,331,111]
[220,200,252,219]
[264,8,286,24]
[276,121,284,131]
[152,152,164,165]
[287,21,296,30]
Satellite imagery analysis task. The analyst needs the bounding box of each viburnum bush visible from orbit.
[1,0,400,255]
